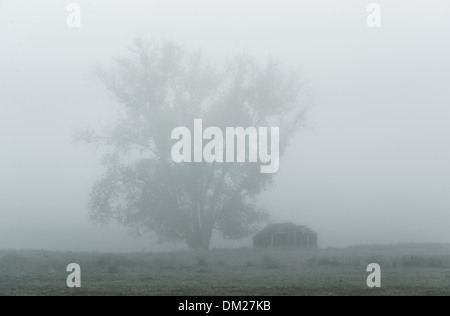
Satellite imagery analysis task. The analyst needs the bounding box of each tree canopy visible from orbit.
[81,40,307,250]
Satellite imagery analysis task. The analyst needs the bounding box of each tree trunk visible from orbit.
[185,224,214,250]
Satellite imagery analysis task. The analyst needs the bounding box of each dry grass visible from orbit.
[1,244,450,296]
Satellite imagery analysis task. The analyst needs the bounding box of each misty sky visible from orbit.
[1,0,449,251]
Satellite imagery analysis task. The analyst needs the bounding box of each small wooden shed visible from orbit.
[252,222,318,248]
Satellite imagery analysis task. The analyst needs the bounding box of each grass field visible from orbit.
[1,244,450,296]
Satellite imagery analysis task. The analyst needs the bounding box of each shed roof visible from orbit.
[252,222,316,239]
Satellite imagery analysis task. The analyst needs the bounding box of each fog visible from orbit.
[1,0,450,251]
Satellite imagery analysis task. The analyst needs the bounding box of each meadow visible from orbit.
[1,244,450,296]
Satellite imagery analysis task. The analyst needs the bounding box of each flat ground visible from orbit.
[1,244,450,296]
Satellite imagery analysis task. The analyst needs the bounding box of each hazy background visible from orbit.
[1,0,449,251]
